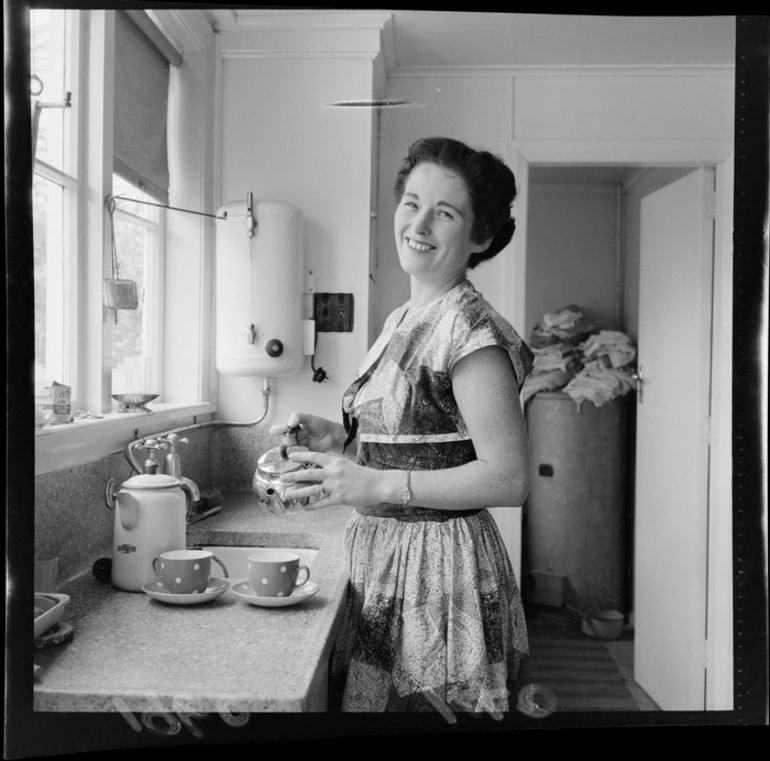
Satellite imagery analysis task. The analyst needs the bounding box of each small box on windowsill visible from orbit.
[51,381,72,423]
[36,381,73,424]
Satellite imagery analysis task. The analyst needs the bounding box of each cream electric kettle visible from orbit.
[104,439,195,591]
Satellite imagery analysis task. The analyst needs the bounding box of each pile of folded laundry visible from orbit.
[521,304,637,410]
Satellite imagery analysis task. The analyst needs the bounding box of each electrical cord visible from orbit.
[312,361,328,383]
[310,324,328,383]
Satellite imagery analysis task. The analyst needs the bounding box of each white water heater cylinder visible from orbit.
[215,198,304,377]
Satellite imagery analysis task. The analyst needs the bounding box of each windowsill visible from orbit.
[35,402,218,476]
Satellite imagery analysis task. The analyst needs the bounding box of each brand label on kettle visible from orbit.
[116,544,137,554]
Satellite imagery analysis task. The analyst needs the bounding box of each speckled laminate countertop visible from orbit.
[33,494,354,713]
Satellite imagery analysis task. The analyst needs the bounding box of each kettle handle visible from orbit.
[177,480,196,523]
[104,477,118,510]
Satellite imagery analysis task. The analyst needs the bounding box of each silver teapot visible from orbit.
[253,425,320,515]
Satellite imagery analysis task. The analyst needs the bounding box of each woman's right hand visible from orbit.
[268,412,344,455]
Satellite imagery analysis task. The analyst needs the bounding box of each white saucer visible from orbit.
[142,577,230,605]
[230,581,320,608]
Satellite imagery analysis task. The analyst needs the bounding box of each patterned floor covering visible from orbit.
[526,606,658,712]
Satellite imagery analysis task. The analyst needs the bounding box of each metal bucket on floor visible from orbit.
[581,609,624,640]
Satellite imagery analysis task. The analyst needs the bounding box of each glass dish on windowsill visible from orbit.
[112,393,159,413]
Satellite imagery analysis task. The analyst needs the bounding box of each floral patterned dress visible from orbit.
[331,278,534,714]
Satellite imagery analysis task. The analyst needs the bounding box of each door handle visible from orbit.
[632,365,644,404]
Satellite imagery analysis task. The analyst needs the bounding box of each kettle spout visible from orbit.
[263,485,292,516]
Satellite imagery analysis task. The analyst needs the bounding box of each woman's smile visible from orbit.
[405,237,435,253]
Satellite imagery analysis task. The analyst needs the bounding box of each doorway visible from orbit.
[508,146,734,711]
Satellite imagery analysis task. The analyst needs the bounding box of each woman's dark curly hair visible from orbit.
[393,136,517,269]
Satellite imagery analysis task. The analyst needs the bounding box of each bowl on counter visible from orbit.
[34,593,70,639]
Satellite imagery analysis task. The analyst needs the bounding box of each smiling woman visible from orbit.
[271,136,534,717]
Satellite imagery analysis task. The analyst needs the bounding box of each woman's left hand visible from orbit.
[282,451,380,510]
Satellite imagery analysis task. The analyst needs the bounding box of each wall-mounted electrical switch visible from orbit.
[313,293,354,332]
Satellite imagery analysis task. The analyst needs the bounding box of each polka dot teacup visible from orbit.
[247,549,310,598]
[152,549,229,594]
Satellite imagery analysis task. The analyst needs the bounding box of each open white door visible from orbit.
[634,167,715,710]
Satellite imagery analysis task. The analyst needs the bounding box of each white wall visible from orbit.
[215,53,377,429]
[165,37,218,405]
[513,75,734,142]
[524,168,697,343]
[526,184,619,337]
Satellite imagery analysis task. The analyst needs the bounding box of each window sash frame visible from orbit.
[110,199,166,398]
[32,7,83,408]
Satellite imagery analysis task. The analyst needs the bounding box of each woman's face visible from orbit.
[394,162,487,286]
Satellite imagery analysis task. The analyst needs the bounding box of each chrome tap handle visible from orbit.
[158,433,189,452]
[157,433,190,478]
[142,438,168,474]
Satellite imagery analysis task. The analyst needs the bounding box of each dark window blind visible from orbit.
[114,10,171,203]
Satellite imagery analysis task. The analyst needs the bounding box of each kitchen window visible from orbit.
[32,7,169,411]
[33,8,216,474]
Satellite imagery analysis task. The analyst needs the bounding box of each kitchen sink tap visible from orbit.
[158,433,201,510]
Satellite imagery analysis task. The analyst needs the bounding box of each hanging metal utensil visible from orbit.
[30,74,72,169]
[103,196,139,323]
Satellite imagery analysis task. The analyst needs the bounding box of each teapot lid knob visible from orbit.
[279,424,301,460]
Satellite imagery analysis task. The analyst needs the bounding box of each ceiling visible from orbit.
[204,10,736,69]
[202,10,735,184]
[388,12,736,69]
[384,13,733,183]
